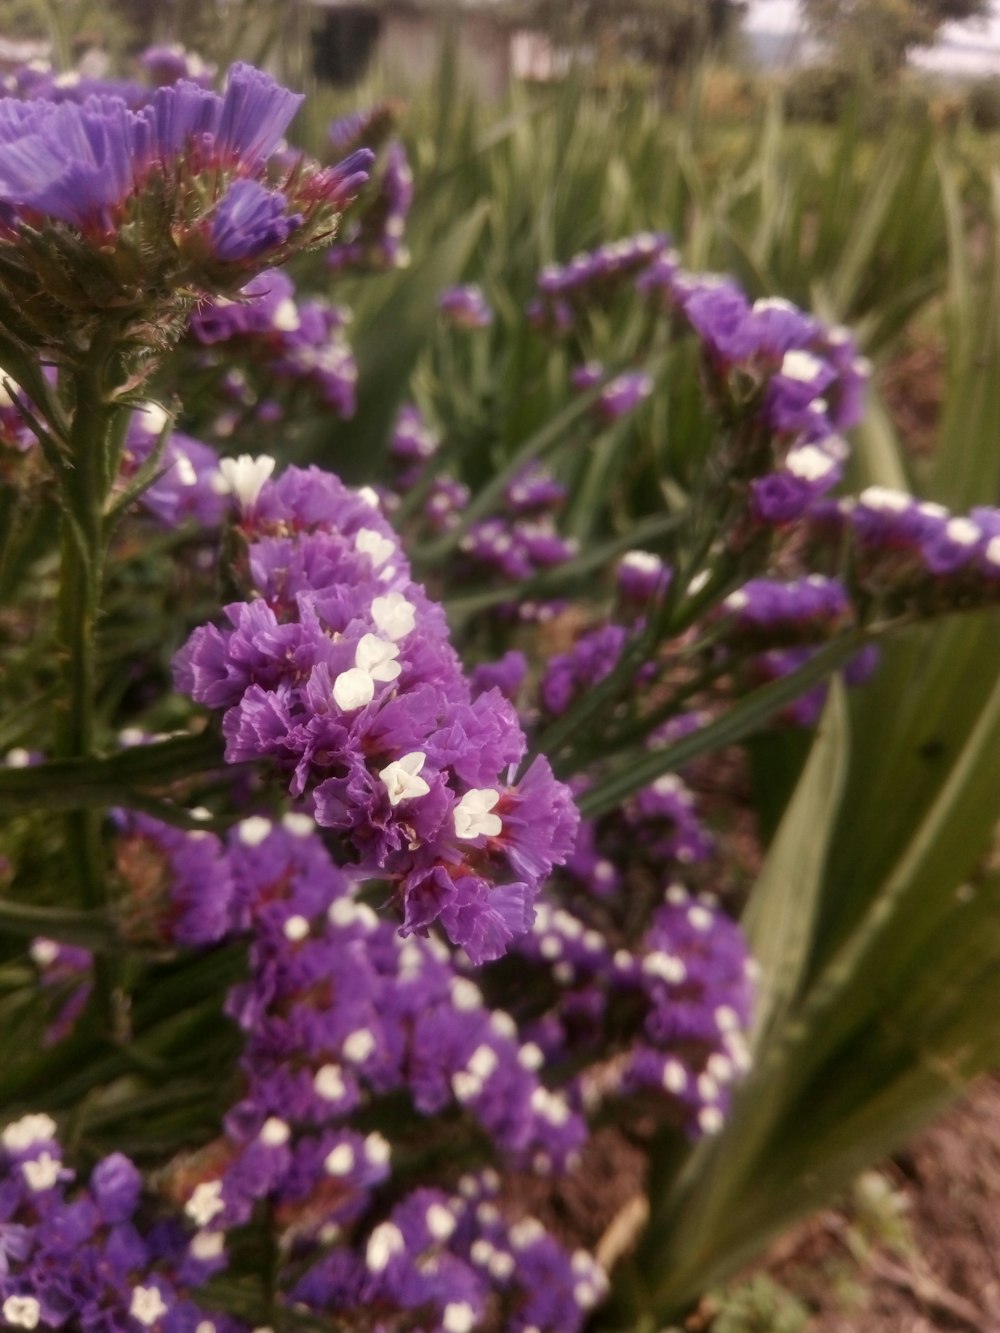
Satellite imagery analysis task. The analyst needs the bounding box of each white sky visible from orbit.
[744,0,1000,72]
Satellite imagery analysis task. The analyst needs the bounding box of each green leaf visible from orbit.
[742,680,848,1044]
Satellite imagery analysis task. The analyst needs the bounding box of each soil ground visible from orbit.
[766,1073,1000,1331]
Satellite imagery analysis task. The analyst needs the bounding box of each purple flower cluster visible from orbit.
[570,364,654,422]
[0,62,372,292]
[720,575,850,645]
[326,140,413,271]
[28,938,92,1047]
[846,487,1000,596]
[438,283,493,330]
[388,401,441,490]
[529,232,672,334]
[124,404,230,529]
[188,269,358,421]
[111,810,234,948]
[513,885,754,1139]
[540,624,628,717]
[749,642,881,727]
[214,819,585,1209]
[0,1115,236,1333]
[176,458,579,963]
[292,1172,607,1332]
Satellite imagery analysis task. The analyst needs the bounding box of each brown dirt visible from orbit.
[879,335,947,459]
[765,1072,1000,1331]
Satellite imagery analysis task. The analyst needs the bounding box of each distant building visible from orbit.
[306,1,515,97]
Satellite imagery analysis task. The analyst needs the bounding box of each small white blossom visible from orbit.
[314,1064,347,1101]
[467,1044,498,1081]
[662,1059,687,1094]
[364,1131,391,1165]
[946,517,981,546]
[237,816,272,847]
[354,527,395,568]
[426,1202,456,1241]
[371,592,416,641]
[281,812,315,836]
[217,454,275,510]
[271,298,300,332]
[354,634,401,682]
[442,1303,476,1333]
[642,952,687,984]
[324,1143,356,1176]
[780,349,823,382]
[190,1231,225,1262]
[22,1153,61,1191]
[283,915,310,942]
[343,1028,376,1063]
[2,1296,40,1329]
[453,789,502,840]
[29,938,60,967]
[332,666,375,712]
[698,1106,725,1135]
[259,1118,290,1147]
[366,1221,404,1272]
[379,751,430,806]
[130,1286,168,1327]
[2,1114,56,1152]
[186,1180,225,1228]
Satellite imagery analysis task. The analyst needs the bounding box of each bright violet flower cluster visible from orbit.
[0,61,373,350]
[188,268,358,423]
[513,886,753,1138]
[2,819,607,1333]
[176,458,579,963]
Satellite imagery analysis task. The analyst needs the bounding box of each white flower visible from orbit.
[860,485,910,513]
[2,1113,56,1151]
[426,1202,456,1241]
[343,1028,375,1063]
[332,666,375,712]
[314,1064,346,1101]
[130,1286,168,1327]
[779,349,823,382]
[259,1118,290,1146]
[29,938,60,967]
[354,634,401,682]
[371,592,416,641]
[217,454,275,510]
[364,1131,391,1165]
[22,1152,61,1191]
[453,789,502,840]
[186,1180,225,1228]
[190,1231,225,1262]
[442,1303,476,1333]
[786,443,836,482]
[620,550,662,574]
[237,816,272,846]
[2,1297,40,1329]
[271,298,300,332]
[366,1221,405,1272]
[283,915,310,942]
[379,752,430,806]
[324,1143,355,1176]
[354,527,395,568]
[946,517,981,546]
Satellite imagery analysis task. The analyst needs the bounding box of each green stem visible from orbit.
[52,335,126,1036]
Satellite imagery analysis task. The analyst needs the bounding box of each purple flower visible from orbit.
[208,179,301,262]
[438,283,493,329]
